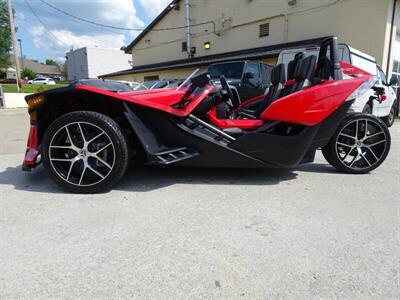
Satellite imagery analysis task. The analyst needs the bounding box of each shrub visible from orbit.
[21,68,37,80]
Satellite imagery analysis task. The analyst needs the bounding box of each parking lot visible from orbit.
[0,108,399,299]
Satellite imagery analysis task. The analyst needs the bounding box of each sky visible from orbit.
[12,0,171,63]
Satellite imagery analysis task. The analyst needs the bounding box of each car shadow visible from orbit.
[0,164,304,194]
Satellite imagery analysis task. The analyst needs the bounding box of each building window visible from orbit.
[259,23,270,38]
[182,42,187,52]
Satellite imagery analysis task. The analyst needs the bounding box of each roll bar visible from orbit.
[318,37,343,80]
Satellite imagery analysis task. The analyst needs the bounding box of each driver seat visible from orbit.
[237,63,286,119]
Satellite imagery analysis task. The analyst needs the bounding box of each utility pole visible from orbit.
[184,0,191,57]
[7,0,21,91]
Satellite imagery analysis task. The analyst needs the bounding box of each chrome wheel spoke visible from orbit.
[349,153,360,167]
[87,164,105,179]
[360,152,371,166]
[365,146,379,161]
[87,132,104,145]
[78,166,86,185]
[337,141,354,148]
[66,159,79,181]
[368,139,386,147]
[95,142,112,154]
[92,155,112,170]
[364,131,383,141]
[339,133,356,140]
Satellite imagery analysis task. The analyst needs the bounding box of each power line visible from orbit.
[23,0,122,49]
[23,0,69,47]
[38,0,219,34]
[13,2,121,35]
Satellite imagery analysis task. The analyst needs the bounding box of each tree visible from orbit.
[45,59,58,66]
[21,68,36,80]
[0,0,12,69]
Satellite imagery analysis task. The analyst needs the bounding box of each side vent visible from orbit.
[259,23,270,38]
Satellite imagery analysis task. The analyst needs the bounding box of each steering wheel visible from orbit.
[220,75,239,109]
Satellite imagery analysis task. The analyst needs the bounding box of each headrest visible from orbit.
[294,55,317,82]
[294,52,305,61]
[271,63,286,85]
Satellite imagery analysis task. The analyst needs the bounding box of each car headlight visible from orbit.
[346,75,378,101]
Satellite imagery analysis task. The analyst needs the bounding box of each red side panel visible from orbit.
[260,77,367,126]
[208,108,264,129]
[75,84,215,117]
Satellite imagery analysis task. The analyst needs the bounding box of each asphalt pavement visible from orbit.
[0,108,399,299]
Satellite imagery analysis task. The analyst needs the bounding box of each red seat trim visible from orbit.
[208,108,264,130]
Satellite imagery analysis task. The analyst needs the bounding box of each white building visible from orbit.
[66,47,131,81]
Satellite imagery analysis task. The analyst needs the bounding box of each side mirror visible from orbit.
[244,71,255,80]
[389,76,398,86]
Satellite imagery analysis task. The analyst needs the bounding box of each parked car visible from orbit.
[28,77,56,85]
[208,61,273,102]
[22,37,392,193]
[115,80,148,91]
[277,44,398,126]
[145,79,183,89]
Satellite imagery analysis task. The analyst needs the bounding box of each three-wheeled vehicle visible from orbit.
[23,37,391,193]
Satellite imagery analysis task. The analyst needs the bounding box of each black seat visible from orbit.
[287,52,305,80]
[238,63,286,119]
[280,55,317,98]
[313,56,331,83]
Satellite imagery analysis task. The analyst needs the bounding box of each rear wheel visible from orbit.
[42,111,130,193]
[322,114,390,174]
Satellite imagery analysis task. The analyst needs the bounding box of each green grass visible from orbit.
[1,83,68,93]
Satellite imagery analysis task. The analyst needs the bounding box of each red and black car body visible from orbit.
[22,37,391,193]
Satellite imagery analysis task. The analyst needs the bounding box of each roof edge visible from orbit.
[102,36,330,78]
[125,0,180,53]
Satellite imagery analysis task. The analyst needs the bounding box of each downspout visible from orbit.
[386,0,398,75]
[184,0,191,57]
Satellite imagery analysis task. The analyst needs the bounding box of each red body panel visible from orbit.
[260,76,367,126]
[75,84,215,117]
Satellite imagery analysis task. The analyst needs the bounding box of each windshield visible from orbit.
[209,62,245,79]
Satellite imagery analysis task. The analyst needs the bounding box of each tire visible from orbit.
[321,114,391,174]
[362,103,372,114]
[381,101,397,127]
[42,111,130,193]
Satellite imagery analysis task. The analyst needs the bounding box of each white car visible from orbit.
[28,78,56,85]
[277,45,398,127]
[115,80,148,91]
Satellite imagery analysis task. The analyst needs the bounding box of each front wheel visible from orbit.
[42,111,130,193]
[322,114,391,174]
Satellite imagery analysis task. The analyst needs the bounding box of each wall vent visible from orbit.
[182,42,187,52]
[259,23,270,38]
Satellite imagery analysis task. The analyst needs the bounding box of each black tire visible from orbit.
[42,111,130,193]
[381,101,397,127]
[321,114,391,174]
[362,103,372,114]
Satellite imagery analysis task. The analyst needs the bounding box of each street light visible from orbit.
[17,38,24,69]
